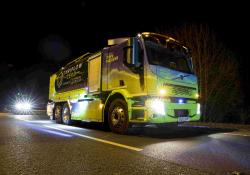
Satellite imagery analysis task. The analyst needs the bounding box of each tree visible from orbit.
[163,24,241,122]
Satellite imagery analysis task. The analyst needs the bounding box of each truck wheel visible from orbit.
[108,99,129,134]
[55,104,62,124]
[62,103,71,125]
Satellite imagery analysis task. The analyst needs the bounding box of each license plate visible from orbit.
[178,116,189,122]
[175,109,189,117]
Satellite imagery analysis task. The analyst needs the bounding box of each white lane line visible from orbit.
[17,118,53,124]
[15,118,30,122]
[223,133,250,137]
[44,125,143,152]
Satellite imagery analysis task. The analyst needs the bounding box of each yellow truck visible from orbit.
[47,32,200,134]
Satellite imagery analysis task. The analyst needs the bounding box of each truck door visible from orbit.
[102,40,145,95]
[88,55,101,92]
[86,54,103,121]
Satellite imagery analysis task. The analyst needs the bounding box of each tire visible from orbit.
[62,103,72,125]
[54,104,62,124]
[108,99,129,134]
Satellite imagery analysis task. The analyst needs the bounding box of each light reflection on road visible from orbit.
[12,114,250,175]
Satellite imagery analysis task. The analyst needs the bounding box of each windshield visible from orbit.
[143,35,193,74]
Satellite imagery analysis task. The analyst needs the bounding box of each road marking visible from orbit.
[17,118,142,151]
[17,118,52,124]
[17,117,250,139]
[223,133,250,137]
[44,125,143,152]
[0,113,11,117]
[15,118,29,122]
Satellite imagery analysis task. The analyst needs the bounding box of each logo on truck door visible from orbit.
[106,54,118,63]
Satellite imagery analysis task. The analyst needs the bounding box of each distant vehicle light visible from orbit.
[15,103,22,110]
[15,102,32,111]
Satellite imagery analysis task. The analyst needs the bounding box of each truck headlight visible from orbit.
[197,103,201,115]
[151,99,165,115]
[159,89,167,96]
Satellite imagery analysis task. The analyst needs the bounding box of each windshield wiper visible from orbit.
[172,74,191,80]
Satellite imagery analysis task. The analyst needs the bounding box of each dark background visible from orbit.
[0,1,249,108]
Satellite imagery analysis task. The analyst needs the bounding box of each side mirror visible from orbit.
[124,37,142,69]
[124,45,133,65]
[189,57,194,73]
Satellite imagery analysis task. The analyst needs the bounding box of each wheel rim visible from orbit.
[55,106,61,119]
[111,106,125,128]
[63,107,70,123]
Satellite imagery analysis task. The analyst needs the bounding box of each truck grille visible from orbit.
[172,86,193,96]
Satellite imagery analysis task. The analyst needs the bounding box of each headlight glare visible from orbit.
[151,99,165,115]
[15,103,22,110]
[197,103,201,115]
[159,89,167,96]
[15,102,32,111]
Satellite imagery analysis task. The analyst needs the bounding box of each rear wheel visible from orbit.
[62,103,72,125]
[108,99,129,134]
[54,104,62,124]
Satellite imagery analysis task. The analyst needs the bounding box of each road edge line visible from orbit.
[223,133,250,137]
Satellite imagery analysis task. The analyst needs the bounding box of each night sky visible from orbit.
[0,1,249,106]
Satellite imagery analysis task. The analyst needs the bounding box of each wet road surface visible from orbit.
[0,113,249,175]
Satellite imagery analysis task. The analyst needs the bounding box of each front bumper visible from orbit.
[130,97,200,123]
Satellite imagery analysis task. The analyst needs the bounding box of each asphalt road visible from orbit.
[0,113,250,175]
